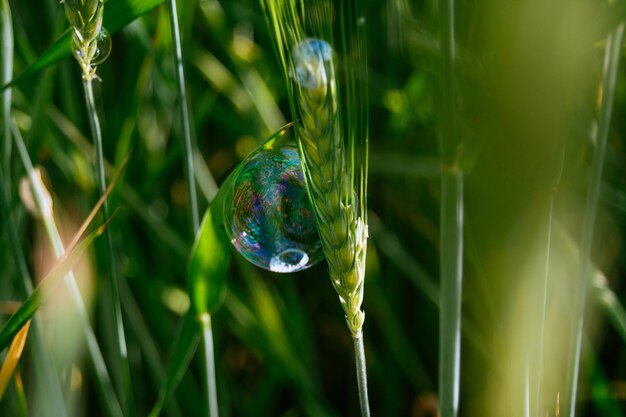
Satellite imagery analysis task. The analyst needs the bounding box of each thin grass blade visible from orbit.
[0,222,108,350]
[0,0,12,177]
[0,320,31,399]
[148,310,201,417]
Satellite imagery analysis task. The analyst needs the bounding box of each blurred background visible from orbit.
[1,0,626,416]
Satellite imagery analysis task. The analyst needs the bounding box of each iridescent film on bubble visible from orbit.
[226,146,323,273]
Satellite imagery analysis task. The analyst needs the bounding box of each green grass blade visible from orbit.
[118,279,183,417]
[564,23,625,417]
[168,0,199,233]
[187,190,230,417]
[0,0,165,91]
[148,310,201,417]
[188,201,231,316]
[187,124,292,317]
[0,224,106,351]
[0,0,11,178]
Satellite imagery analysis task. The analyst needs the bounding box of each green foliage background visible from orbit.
[1,0,626,416]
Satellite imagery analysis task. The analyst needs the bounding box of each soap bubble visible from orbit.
[92,28,112,65]
[291,38,334,89]
[225,145,323,273]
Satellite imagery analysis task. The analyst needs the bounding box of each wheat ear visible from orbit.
[293,42,367,337]
[63,0,107,80]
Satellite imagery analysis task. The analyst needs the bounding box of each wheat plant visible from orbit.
[259,1,371,415]
[62,0,134,415]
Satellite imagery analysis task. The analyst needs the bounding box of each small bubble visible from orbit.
[224,145,323,273]
[290,38,334,89]
[92,28,112,65]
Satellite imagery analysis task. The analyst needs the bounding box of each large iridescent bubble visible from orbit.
[225,145,323,273]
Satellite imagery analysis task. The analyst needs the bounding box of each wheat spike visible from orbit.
[63,0,107,79]
[292,39,367,337]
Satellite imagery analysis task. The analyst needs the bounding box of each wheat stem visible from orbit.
[62,0,135,412]
[565,23,625,417]
[353,331,371,417]
[439,0,463,415]
[84,76,136,417]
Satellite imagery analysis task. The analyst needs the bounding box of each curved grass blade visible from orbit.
[0,320,31,400]
[148,310,201,417]
[0,221,109,351]
[188,200,231,316]
[188,123,289,317]
[150,124,290,416]
[0,0,165,91]
[188,203,230,417]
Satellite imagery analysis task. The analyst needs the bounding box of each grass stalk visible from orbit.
[0,0,11,182]
[439,173,463,417]
[12,122,123,417]
[62,0,135,412]
[200,314,219,417]
[438,0,463,415]
[564,23,625,417]
[167,0,199,232]
[352,331,371,417]
[167,1,219,415]
[83,76,135,417]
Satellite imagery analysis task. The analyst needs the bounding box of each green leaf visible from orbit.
[188,193,231,315]
[187,123,290,316]
[0,224,106,351]
[149,124,293,416]
[0,0,165,91]
[148,310,201,417]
